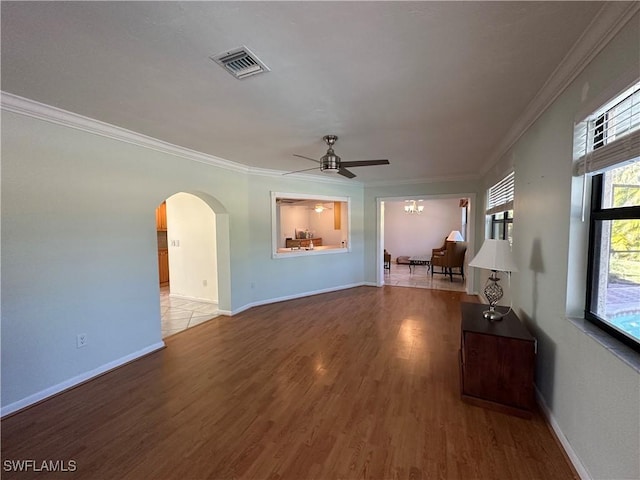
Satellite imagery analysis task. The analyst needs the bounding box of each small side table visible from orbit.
[459,302,536,418]
[408,256,430,273]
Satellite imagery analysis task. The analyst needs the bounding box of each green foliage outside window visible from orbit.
[608,163,640,284]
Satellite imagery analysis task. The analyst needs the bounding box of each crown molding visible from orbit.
[364,172,480,188]
[481,1,640,175]
[1,91,253,174]
[0,91,371,186]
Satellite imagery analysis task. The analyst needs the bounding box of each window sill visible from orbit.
[567,316,640,373]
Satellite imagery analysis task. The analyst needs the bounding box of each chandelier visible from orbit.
[404,200,424,214]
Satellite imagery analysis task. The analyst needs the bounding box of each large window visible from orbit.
[577,80,640,351]
[486,171,514,243]
[587,164,640,350]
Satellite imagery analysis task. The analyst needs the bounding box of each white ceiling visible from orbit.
[1,1,606,184]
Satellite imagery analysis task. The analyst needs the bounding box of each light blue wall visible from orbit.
[488,12,640,479]
[0,110,366,410]
[246,175,365,305]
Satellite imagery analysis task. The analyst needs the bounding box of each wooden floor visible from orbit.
[2,287,577,480]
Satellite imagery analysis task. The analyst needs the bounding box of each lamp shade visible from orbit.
[447,230,464,241]
[468,239,518,272]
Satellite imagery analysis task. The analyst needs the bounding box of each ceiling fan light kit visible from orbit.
[288,135,390,179]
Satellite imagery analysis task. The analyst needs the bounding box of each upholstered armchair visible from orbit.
[430,236,449,270]
[431,241,467,281]
[431,237,448,257]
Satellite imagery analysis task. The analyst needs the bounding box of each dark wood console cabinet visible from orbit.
[459,302,536,418]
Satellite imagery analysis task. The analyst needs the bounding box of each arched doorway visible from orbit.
[155,191,231,337]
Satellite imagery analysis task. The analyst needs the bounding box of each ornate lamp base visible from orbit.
[483,270,505,321]
[482,307,506,321]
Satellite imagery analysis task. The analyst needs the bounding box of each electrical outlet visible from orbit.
[77,333,88,348]
[202,279,207,287]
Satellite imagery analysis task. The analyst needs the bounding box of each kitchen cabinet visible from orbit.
[158,249,169,285]
[156,202,167,231]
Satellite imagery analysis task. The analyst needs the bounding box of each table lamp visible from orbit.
[447,230,464,242]
[468,239,518,321]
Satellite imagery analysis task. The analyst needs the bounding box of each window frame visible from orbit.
[585,172,640,353]
[490,209,513,241]
[581,79,640,352]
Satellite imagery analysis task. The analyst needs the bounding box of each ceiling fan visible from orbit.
[286,135,390,179]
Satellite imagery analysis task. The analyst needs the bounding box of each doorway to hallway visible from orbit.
[156,192,220,337]
[378,194,476,294]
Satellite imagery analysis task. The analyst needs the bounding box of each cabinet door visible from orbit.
[156,202,167,231]
[158,249,169,285]
[463,332,534,410]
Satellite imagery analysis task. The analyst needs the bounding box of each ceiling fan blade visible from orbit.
[340,159,390,168]
[338,168,356,179]
[293,154,321,164]
[283,167,320,176]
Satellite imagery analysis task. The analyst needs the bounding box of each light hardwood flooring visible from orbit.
[1,287,576,479]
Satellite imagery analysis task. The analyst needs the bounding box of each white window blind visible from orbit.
[574,81,640,176]
[486,171,514,215]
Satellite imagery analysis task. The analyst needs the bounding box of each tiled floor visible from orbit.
[384,261,467,292]
[160,286,220,338]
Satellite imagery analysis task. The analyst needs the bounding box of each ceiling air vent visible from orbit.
[210,46,270,80]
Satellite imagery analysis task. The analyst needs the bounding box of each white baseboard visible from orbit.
[1,341,165,418]
[230,282,369,316]
[535,387,591,480]
[168,293,218,305]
